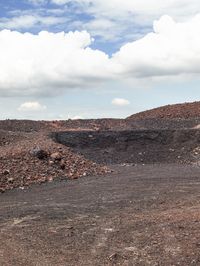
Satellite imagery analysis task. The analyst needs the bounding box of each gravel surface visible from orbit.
[1,164,200,265]
[1,116,200,265]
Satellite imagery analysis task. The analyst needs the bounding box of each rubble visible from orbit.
[0,131,109,192]
[2,99,200,193]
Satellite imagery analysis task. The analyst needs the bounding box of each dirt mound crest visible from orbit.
[128,101,200,120]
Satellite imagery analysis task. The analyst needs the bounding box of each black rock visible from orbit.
[30,147,48,160]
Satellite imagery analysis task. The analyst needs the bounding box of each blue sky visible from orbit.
[0,0,200,119]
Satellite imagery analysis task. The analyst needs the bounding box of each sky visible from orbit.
[1,0,200,120]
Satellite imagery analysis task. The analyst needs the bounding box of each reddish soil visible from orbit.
[0,123,109,192]
[2,102,200,265]
[0,133,109,192]
[1,164,200,265]
[128,101,200,120]
[1,112,200,192]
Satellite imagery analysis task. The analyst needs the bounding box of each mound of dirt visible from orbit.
[0,132,108,192]
[127,101,200,120]
[3,100,200,194]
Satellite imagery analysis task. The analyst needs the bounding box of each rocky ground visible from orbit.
[1,102,200,264]
[0,126,109,192]
[1,164,200,265]
[2,103,200,192]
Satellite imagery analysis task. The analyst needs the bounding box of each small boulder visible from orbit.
[30,147,48,160]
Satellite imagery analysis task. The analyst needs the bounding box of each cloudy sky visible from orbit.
[0,0,200,119]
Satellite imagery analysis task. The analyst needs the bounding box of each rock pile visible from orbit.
[0,133,109,193]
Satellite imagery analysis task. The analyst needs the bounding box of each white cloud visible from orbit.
[79,17,137,42]
[50,0,200,42]
[112,14,200,78]
[16,0,200,44]
[18,101,47,111]
[0,15,66,30]
[82,18,117,41]
[0,30,111,97]
[51,0,200,24]
[112,98,130,107]
[1,15,200,97]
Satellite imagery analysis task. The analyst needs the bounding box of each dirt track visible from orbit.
[1,164,200,265]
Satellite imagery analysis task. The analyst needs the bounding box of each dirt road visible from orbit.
[1,164,200,265]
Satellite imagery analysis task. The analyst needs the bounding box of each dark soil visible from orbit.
[1,164,200,265]
[53,129,200,164]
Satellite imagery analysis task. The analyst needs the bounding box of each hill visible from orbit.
[127,101,200,120]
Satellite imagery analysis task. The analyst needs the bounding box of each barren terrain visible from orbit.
[1,101,200,265]
[1,164,200,265]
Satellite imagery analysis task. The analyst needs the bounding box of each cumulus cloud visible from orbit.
[1,14,200,97]
[112,14,200,78]
[0,30,111,97]
[18,101,47,111]
[112,98,130,107]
